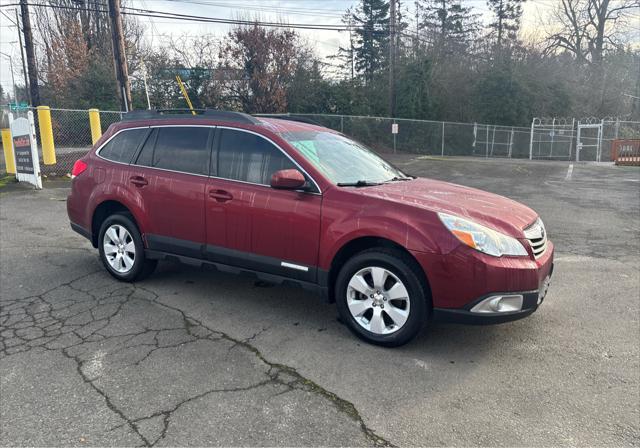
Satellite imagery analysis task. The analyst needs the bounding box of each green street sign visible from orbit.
[9,102,29,111]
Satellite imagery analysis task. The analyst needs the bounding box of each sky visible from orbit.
[0,0,583,101]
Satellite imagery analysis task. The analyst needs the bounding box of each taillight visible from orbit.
[71,160,88,179]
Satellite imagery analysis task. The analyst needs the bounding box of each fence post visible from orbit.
[393,121,397,154]
[529,118,535,160]
[597,119,604,162]
[509,127,514,158]
[1,128,16,174]
[472,123,477,155]
[490,126,496,156]
[485,126,489,158]
[568,118,575,160]
[36,105,56,165]
[441,122,445,156]
[89,108,102,144]
[340,115,344,133]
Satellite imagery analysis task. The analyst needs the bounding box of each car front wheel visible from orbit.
[335,248,430,347]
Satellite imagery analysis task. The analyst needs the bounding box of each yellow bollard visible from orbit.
[1,128,16,174]
[89,108,102,145]
[37,105,56,165]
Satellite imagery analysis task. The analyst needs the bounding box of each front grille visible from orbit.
[524,218,547,258]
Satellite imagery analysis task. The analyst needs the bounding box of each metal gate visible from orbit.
[576,122,603,162]
[529,117,575,160]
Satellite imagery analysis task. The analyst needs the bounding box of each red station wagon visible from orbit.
[67,110,554,346]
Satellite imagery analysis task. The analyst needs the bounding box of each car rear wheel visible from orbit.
[98,213,157,282]
[335,248,430,347]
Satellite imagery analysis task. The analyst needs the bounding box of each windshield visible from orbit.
[278,130,407,185]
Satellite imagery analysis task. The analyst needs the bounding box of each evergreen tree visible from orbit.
[487,0,525,50]
[351,0,390,83]
[421,0,479,54]
[333,8,357,80]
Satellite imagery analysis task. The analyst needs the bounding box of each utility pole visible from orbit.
[388,0,397,118]
[15,8,29,97]
[348,15,355,80]
[0,53,17,101]
[108,0,133,112]
[19,0,40,106]
[414,0,420,57]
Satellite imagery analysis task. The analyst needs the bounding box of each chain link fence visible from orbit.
[1,105,122,176]
[280,114,640,162]
[2,107,639,177]
[276,113,538,159]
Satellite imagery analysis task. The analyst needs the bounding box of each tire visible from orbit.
[335,248,430,347]
[98,213,157,282]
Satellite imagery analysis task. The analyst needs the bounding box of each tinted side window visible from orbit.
[218,129,295,185]
[99,128,148,163]
[135,127,211,175]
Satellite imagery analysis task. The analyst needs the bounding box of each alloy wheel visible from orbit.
[103,224,136,274]
[346,266,411,335]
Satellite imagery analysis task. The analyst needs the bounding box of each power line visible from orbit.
[0,8,19,27]
[138,0,346,19]
[0,1,436,50]
[0,2,392,34]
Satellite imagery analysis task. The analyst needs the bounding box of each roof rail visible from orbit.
[202,109,261,124]
[122,108,261,125]
[255,114,322,126]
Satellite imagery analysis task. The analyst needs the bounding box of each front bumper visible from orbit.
[433,275,552,324]
[411,238,554,324]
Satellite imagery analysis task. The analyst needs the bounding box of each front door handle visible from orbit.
[130,175,148,187]
[209,189,233,202]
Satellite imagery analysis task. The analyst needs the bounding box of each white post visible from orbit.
[550,117,555,158]
[122,87,129,112]
[485,126,489,158]
[143,74,151,110]
[568,118,575,160]
[529,118,535,160]
[597,120,604,162]
[472,122,477,155]
[441,121,445,156]
[490,126,496,156]
[576,123,582,162]
[509,127,514,158]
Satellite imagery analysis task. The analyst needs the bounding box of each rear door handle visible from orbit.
[130,176,148,187]
[209,189,233,202]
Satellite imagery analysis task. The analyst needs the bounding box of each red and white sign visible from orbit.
[10,115,42,189]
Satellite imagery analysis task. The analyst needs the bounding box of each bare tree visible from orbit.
[218,24,303,113]
[545,0,639,64]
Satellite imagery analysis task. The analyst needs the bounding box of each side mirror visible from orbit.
[270,169,307,190]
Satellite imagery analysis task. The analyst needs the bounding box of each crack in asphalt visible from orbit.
[0,271,393,447]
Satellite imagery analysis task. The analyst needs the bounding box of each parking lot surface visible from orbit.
[1,157,639,446]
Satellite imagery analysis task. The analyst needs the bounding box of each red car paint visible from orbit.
[67,116,553,316]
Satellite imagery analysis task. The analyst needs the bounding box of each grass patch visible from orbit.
[0,174,16,188]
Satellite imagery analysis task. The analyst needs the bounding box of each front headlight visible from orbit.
[438,212,528,257]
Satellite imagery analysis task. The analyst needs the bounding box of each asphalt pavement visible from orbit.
[1,157,638,446]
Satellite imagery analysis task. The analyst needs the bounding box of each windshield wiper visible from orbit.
[385,176,415,182]
[336,180,382,187]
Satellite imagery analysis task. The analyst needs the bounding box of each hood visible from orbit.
[353,178,538,237]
